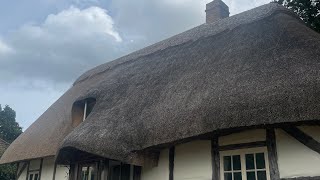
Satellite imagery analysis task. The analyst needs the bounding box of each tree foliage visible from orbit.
[274,0,320,33]
[0,105,22,180]
[0,105,22,143]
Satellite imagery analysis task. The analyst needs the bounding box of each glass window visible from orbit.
[108,161,133,180]
[245,154,255,170]
[224,156,232,171]
[79,163,97,180]
[220,148,270,180]
[256,153,265,169]
[28,171,39,180]
[222,155,242,180]
[233,155,241,170]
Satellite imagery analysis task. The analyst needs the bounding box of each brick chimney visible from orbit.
[205,0,230,23]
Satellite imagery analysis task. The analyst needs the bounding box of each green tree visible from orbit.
[0,105,22,143]
[274,0,320,33]
[0,105,22,180]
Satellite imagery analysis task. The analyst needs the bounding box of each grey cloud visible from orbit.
[1,6,128,84]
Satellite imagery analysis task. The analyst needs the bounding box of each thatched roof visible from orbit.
[2,3,320,165]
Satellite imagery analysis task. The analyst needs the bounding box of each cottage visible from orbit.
[1,1,320,180]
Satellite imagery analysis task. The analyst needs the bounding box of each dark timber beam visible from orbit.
[281,177,320,180]
[52,162,57,180]
[282,126,320,154]
[17,162,27,180]
[38,158,43,180]
[25,161,30,180]
[219,141,266,151]
[266,128,280,180]
[169,146,175,180]
[211,136,220,180]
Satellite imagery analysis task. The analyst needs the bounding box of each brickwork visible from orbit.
[206,0,229,23]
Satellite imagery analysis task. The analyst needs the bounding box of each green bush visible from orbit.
[0,164,16,180]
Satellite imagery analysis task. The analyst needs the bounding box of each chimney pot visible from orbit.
[206,0,230,23]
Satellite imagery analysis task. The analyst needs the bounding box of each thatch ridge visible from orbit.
[74,3,294,85]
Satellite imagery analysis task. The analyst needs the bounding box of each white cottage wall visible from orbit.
[174,140,211,180]
[16,157,69,180]
[54,164,69,180]
[40,157,56,180]
[276,128,320,178]
[141,149,169,180]
[17,162,28,180]
[219,129,266,146]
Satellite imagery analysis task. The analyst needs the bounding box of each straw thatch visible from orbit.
[2,3,320,165]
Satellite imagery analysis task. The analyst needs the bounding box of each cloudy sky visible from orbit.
[0,0,270,130]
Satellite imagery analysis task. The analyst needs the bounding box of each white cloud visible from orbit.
[1,6,124,84]
[109,0,271,47]
[44,6,121,42]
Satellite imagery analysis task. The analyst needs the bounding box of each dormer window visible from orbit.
[72,98,96,127]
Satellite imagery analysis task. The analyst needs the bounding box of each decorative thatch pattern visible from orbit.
[2,3,320,165]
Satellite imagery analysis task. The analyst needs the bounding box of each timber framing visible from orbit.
[266,128,280,180]
[281,177,320,180]
[52,162,57,180]
[169,146,175,180]
[211,137,220,180]
[25,161,30,180]
[282,126,320,154]
[218,141,267,151]
[39,158,43,180]
[17,162,27,180]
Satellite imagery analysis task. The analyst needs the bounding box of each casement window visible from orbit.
[82,100,95,121]
[76,161,137,180]
[78,163,97,180]
[72,98,96,127]
[28,171,40,180]
[108,161,133,180]
[220,147,270,180]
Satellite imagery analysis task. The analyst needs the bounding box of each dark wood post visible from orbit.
[169,146,175,180]
[211,136,220,180]
[266,128,280,180]
[38,158,43,180]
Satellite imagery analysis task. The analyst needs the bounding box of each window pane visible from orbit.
[121,164,131,180]
[232,155,241,170]
[29,174,34,180]
[82,166,88,180]
[257,171,267,180]
[110,165,121,180]
[234,172,242,180]
[89,166,95,180]
[245,154,255,170]
[224,156,232,171]
[256,153,266,169]
[247,172,256,180]
[224,173,232,180]
[34,174,39,180]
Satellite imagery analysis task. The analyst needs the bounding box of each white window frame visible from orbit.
[28,171,40,180]
[220,147,271,180]
[83,101,88,121]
